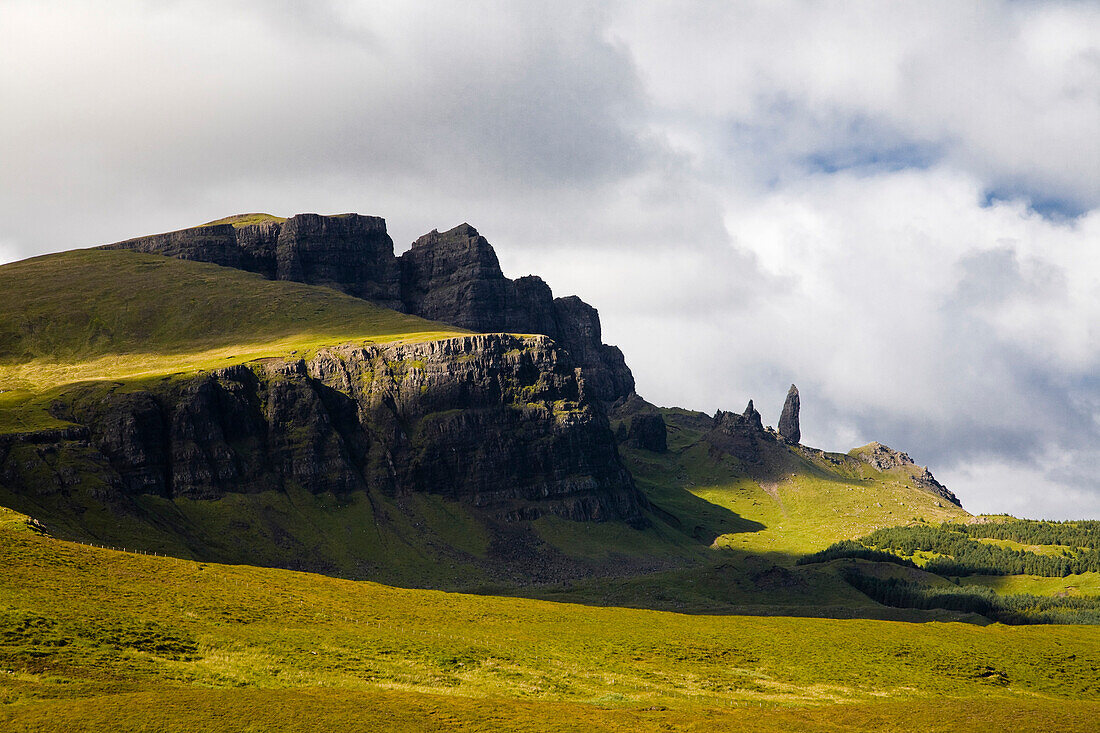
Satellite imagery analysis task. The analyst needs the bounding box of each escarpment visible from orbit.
[2,335,645,526]
[104,215,633,401]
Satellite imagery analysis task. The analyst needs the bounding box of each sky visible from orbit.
[1,0,1098,519]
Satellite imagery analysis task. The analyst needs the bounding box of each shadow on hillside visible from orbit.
[0,486,982,626]
[481,547,990,625]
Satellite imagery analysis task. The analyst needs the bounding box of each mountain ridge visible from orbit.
[103,213,635,401]
[1,217,965,588]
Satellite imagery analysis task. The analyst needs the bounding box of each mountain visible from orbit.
[4,213,1099,732]
[103,214,634,401]
[1,213,964,592]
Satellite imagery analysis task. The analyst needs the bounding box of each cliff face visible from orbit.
[103,216,634,401]
[3,335,645,525]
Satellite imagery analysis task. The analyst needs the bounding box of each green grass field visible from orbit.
[1,506,1098,732]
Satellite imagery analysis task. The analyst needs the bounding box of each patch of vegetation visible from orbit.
[796,540,919,569]
[960,519,1100,549]
[202,213,288,228]
[0,514,1098,731]
[843,570,1100,625]
[806,524,1100,577]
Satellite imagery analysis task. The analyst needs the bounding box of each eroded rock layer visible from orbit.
[2,335,645,525]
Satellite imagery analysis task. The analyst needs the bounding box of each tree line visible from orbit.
[842,571,1100,625]
[957,519,1100,549]
[798,523,1100,576]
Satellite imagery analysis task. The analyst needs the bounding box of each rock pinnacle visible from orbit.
[778,384,800,444]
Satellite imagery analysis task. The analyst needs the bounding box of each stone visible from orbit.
[628,413,667,452]
[275,214,402,309]
[778,384,800,444]
[743,399,763,431]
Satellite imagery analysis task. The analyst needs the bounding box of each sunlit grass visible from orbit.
[0,506,1098,731]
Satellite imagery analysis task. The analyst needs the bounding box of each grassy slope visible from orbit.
[962,573,1100,596]
[0,248,465,432]
[1,506,1098,732]
[618,410,968,558]
[202,213,287,227]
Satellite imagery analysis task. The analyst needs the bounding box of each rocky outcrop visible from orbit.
[743,399,763,431]
[627,413,667,452]
[276,214,402,309]
[102,224,243,269]
[103,216,634,401]
[707,406,773,465]
[397,224,633,401]
[104,214,403,310]
[851,442,961,507]
[5,335,645,525]
[778,384,800,444]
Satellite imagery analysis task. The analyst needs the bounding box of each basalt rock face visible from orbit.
[778,384,800,444]
[104,216,634,401]
[743,399,763,431]
[852,442,961,507]
[7,335,645,525]
[103,214,403,310]
[276,214,402,309]
[102,224,243,269]
[397,224,634,401]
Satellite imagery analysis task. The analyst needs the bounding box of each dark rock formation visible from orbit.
[102,224,242,269]
[627,413,667,452]
[399,224,514,332]
[397,224,633,401]
[778,384,800,444]
[104,214,403,311]
[103,216,634,401]
[851,442,961,507]
[550,295,634,401]
[707,406,772,465]
[743,399,763,431]
[276,214,402,309]
[6,335,645,525]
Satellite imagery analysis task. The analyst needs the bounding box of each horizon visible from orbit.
[1,1,1098,519]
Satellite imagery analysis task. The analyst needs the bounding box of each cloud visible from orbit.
[0,0,1097,517]
[611,0,1100,209]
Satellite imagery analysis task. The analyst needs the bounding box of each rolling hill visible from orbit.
[2,213,1098,730]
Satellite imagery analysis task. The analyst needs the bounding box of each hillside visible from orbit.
[611,402,968,556]
[1,506,1098,733]
[2,216,1099,730]
[0,222,977,600]
[0,247,672,587]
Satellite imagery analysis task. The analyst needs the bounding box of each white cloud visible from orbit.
[0,0,1097,517]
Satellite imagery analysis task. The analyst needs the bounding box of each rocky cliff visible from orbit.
[2,335,645,525]
[104,215,634,401]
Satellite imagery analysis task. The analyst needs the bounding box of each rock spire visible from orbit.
[778,384,800,444]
